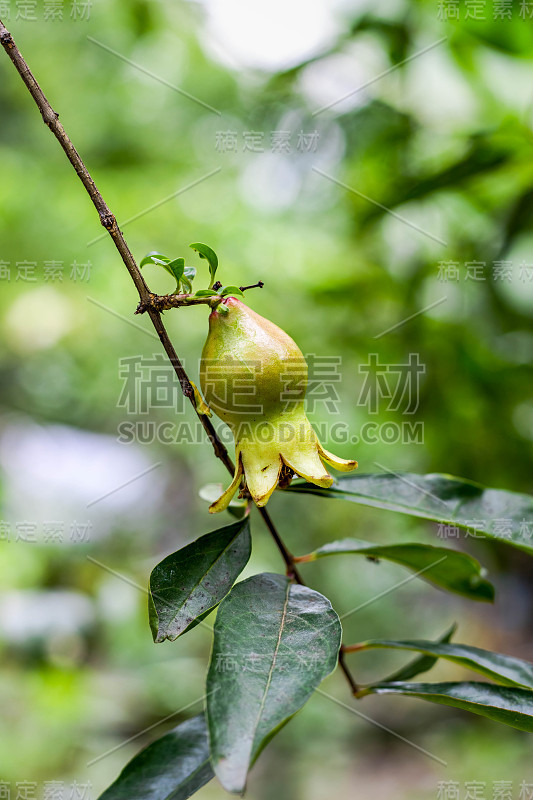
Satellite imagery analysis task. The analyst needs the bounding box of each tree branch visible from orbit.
[0,19,358,695]
[0,18,232,471]
[135,292,221,314]
[135,283,265,315]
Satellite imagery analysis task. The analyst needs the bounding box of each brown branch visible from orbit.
[0,19,358,695]
[337,650,360,695]
[0,18,233,474]
[239,281,264,292]
[135,292,221,315]
[135,283,265,314]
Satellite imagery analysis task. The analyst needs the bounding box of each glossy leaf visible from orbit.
[98,714,213,800]
[140,252,183,291]
[140,252,170,267]
[206,573,342,793]
[356,639,533,689]
[149,518,251,642]
[189,242,218,286]
[287,472,533,555]
[364,682,533,733]
[194,289,219,297]
[220,285,244,298]
[371,624,457,685]
[167,257,185,283]
[180,274,193,294]
[295,538,494,602]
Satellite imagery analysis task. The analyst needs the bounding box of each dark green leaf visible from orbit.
[364,682,533,733]
[296,538,494,602]
[149,518,251,642]
[98,714,213,800]
[287,473,533,555]
[207,573,342,793]
[189,242,218,285]
[358,639,533,689]
[194,289,219,297]
[372,624,457,684]
[220,285,244,298]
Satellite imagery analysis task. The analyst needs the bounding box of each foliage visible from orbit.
[102,472,533,796]
[1,1,533,798]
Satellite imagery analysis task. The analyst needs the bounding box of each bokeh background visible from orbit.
[1,0,533,797]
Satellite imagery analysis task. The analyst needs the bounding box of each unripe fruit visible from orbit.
[200,297,357,512]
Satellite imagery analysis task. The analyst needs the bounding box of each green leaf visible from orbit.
[206,573,342,793]
[287,473,533,556]
[364,682,533,733]
[356,639,533,689]
[140,255,174,275]
[295,538,494,602]
[183,266,196,280]
[167,257,185,283]
[149,518,251,642]
[194,289,219,297]
[189,242,218,287]
[219,285,244,298]
[372,624,457,684]
[179,274,193,294]
[98,714,213,800]
[140,252,183,289]
[139,252,171,268]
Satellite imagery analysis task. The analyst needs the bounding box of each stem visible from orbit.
[342,643,369,653]
[0,19,232,475]
[292,553,313,563]
[338,651,360,695]
[135,285,264,314]
[257,506,298,579]
[135,292,221,314]
[255,508,359,693]
[240,281,264,292]
[0,19,358,696]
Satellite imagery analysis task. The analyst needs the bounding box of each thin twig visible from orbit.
[135,284,264,315]
[0,19,232,472]
[135,292,220,314]
[240,281,264,292]
[0,19,358,695]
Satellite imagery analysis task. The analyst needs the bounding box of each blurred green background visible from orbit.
[1,0,533,797]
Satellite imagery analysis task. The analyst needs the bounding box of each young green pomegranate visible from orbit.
[200,296,357,512]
